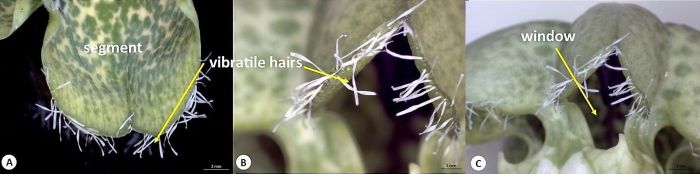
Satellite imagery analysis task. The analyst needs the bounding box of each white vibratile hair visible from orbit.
[36,64,212,158]
[274,0,428,132]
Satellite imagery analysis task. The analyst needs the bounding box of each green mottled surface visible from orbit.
[653,23,700,145]
[233,0,315,132]
[466,21,567,115]
[0,0,41,39]
[41,0,200,137]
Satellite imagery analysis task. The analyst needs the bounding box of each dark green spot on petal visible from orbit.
[674,63,692,77]
[270,19,299,36]
[662,89,680,101]
[535,45,552,57]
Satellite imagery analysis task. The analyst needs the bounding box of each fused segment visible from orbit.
[561,3,667,100]
[41,0,200,137]
[407,0,466,118]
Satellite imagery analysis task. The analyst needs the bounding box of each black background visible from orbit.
[0,0,233,173]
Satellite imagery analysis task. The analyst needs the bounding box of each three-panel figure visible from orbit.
[1,0,699,173]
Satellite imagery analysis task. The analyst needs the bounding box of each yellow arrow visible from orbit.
[555,48,597,116]
[154,63,205,143]
[303,66,349,84]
